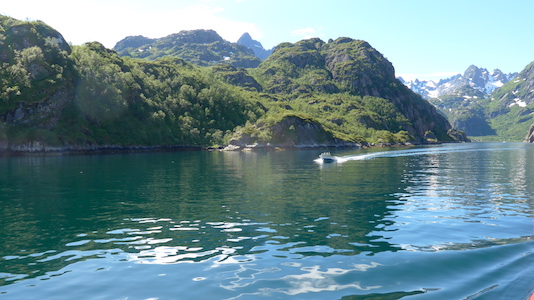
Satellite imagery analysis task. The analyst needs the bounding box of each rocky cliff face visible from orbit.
[253,37,461,142]
[0,15,75,132]
[1,18,71,55]
[236,32,273,60]
[326,39,453,140]
[488,61,534,112]
[227,115,358,149]
[450,110,496,137]
[0,23,76,151]
[211,64,262,92]
[3,88,73,129]
[324,39,396,97]
[525,123,534,143]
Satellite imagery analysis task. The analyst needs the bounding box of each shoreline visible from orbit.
[0,144,203,156]
[0,140,455,156]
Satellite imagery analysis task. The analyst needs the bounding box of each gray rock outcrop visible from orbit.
[226,115,359,150]
[525,123,534,143]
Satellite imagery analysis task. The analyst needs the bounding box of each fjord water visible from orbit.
[0,143,532,300]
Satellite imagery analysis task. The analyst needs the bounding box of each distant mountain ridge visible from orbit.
[399,62,533,140]
[399,65,517,99]
[113,29,261,68]
[236,33,273,60]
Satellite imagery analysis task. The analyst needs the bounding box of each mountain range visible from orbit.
[0,15,469,152]
[9,14,534,152]
[400,64,533,140]
[398,66,517,99]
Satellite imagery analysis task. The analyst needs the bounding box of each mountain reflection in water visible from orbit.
[0,143,532,299]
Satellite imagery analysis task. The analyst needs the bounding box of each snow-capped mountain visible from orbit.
[398,65,517,99]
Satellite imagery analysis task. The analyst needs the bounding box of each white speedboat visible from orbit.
[319,152,336,163]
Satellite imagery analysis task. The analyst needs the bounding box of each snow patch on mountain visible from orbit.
[398,65,517,99]
[509,98,527,107]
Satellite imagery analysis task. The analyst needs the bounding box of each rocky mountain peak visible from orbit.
[463,65,488,88]
[237,32,253,44]
[236,32,273,60]
[331,37,355,45]
[113,35,155,51]
[491,69,507,82]
[399,65,517,99]
[324,38,396,84]
[0,15,71,61]
[463,65,483,77]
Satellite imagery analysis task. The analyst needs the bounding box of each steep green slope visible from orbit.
[488,61,534,114]
[0,17,265,150]
[65,43,265,146]
[1,16,466,152]
[486,61,534,140]
[428,86,495,136]
[0,15,74,115]
[247,38,461,143]
[0,15,77,148]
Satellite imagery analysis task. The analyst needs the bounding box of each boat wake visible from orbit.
[316,143,522,165]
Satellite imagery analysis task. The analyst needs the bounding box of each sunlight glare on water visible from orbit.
[0,143,533,299]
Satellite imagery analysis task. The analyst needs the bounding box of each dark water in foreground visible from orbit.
[0,142,532,299]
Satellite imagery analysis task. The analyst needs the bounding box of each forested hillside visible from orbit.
[0,16,466,152]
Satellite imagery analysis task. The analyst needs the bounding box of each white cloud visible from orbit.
[291,27,322,40]
[397,72,460,82]
[1,0,262,48]
[104,3,263,47]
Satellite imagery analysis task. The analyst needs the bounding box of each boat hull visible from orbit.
[319,152,336,163]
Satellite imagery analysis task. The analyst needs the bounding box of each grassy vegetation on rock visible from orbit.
[0,16,467,151]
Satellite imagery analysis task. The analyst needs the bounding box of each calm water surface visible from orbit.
[0,142,532,299]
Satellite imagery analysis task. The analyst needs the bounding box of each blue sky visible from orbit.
[2,0,533,81]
